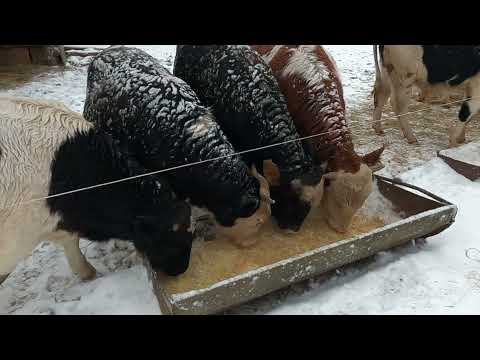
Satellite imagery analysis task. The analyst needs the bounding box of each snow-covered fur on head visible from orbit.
[174,45,323,232]
[0,97,193,279]
[252,45,385,233]
[83,46,272,242]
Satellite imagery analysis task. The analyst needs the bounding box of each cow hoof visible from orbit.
[408,139,419,144]
[374,129,385,136]
[78,263,97,281]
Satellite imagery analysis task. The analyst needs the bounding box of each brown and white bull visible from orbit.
[251,45,384,233]
[372,45,480,146]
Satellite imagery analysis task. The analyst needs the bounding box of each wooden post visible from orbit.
[0,45,66,66]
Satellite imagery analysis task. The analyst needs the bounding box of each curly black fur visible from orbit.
[48,128,193,276]
[173,45,317,183]
[83,46,260,227]
[174,45,323,231]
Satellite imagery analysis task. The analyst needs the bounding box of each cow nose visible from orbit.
[164,258,190,276]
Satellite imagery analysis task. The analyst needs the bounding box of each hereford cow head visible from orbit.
[263,145,384,233]
[214,165,274,247]
[321,146,385,233]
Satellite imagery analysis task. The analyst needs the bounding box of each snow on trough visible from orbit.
[440,141,480,167]
[1,45,479,315]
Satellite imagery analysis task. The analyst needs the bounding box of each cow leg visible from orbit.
[372,72,391,135]
[459,79,480,123]
[390,84,418,144]
[52,232,96,280]
[458,123,467,143]
[450,78,480,147]
[449,118,472,147]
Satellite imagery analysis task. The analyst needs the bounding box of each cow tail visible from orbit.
[372,45,382,97]
[374,45,381,79]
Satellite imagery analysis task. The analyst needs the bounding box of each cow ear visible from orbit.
[362,145,386,172]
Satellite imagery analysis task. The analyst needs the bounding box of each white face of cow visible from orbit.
[214,166,273,247]
[321,164,373,233]
[293,177,325,209]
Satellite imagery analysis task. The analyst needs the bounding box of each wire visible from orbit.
[2,93,479,212]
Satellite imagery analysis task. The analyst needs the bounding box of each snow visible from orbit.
[0,239,160,315]
[1,45,480,315]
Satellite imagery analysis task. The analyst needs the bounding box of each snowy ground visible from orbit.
[0,45,479,314]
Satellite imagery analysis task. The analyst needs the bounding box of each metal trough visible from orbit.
[145,175,457,315]
[438,143,480,181]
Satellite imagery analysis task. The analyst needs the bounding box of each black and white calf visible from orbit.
[173,45,323,232]
[83,46,273,247]
[373,45,480,146]
[0,97,193,283]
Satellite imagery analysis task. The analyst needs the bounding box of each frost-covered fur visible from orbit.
[174,45,315,181]
[174,45,322,232]
[83,46,272,243]
[373,45,480,146]
[251,45,385,233]
[0,97,193,281]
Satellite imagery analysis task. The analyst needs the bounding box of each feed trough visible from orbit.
[145,175,457,315]
[438,141,480,181]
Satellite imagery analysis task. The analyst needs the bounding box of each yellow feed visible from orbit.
[160,208,386,295]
